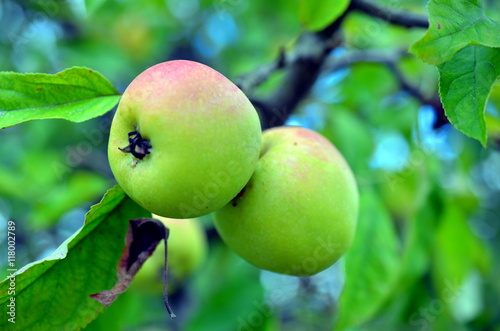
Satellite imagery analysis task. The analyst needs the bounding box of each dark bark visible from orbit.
[235,1,431,129]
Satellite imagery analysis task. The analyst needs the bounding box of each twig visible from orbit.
[350,0,429,28]
[235,47,286,93]
[235,1,429,129]
[249,12,347,129]
[323,50,402,71]
[388,62,447,128]
[324,50,447,128]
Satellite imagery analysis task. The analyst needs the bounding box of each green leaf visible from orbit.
[0,186,150,330]
[485,113,500,139]
[0,67,121,129]
[187,243,265,331]
[433,202,491,292]
[489,81,500,108]
[84,0,107,16]
[321,106,375,175]
[335,190,401,329]
[410,0,500,65]
[438,45,500,146]
[299,0,350,31]
[394,191,439,294]
[32,172,110,229]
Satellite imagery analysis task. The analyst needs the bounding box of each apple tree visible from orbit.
[0,0,499,330]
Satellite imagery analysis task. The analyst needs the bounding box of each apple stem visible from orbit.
[118,131,151,159]
[163,233,177,319]
[231,187,246,207]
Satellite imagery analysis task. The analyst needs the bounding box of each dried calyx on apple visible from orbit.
[118,131,151,159]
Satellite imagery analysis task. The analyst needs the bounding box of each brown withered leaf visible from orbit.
[90,218,175,318]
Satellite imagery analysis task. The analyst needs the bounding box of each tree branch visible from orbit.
[350,0,429,28]
[323,50,447,128]
[235,48,286,94]
[235,1,430,129]
[240,12,346,129]
[257,32,343,129]
[387,62,447,128]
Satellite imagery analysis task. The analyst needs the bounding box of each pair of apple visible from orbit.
[108,60,359,276]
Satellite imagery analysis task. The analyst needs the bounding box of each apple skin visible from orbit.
[214,126,359,276]
[108,60,261,218]
[131,215,208,294]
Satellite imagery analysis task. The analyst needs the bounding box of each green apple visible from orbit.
[108,60,261,218]
[214,126,359,276]
[131,215,208,294]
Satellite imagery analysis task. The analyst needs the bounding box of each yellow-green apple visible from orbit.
[108,60,261,218]
[214,126,358,276]
[131,215,208,293]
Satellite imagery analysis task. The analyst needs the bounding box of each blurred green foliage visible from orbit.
[0,0,499,330]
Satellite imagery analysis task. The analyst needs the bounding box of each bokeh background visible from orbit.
[1,0,500,330]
